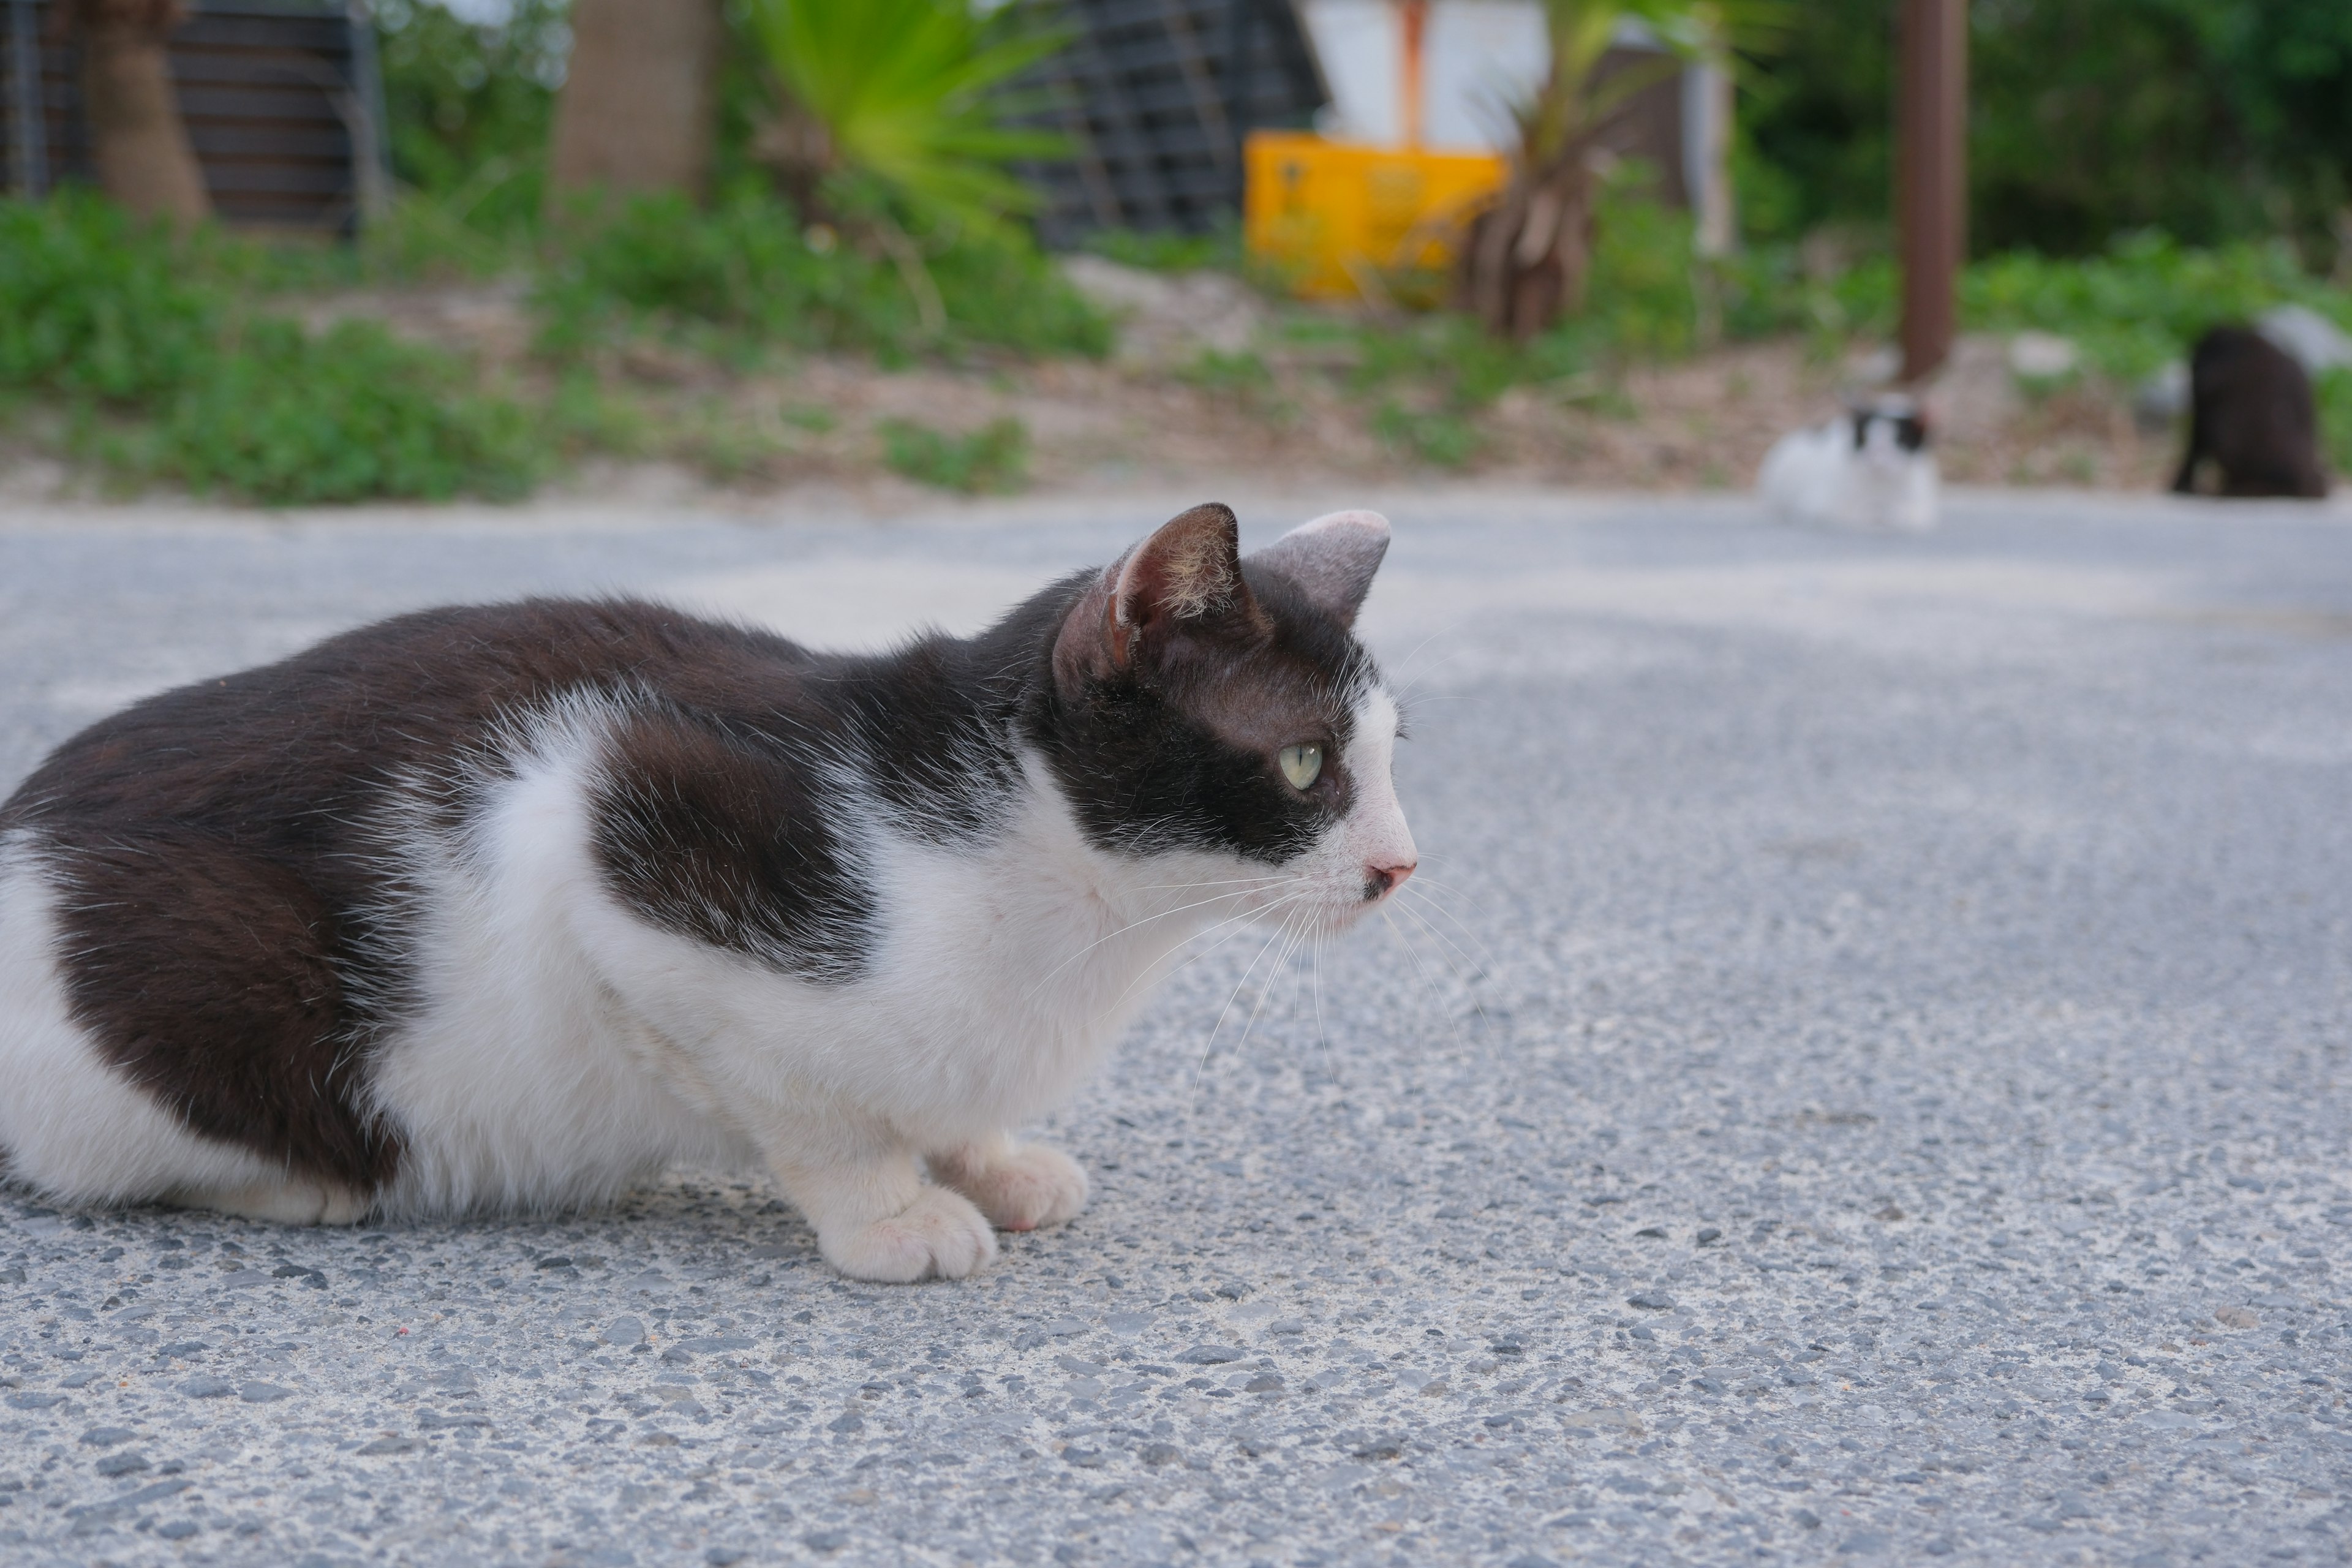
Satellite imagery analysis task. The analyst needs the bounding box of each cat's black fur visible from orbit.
[1854,407,1928,453]
[2173,326,2330,499]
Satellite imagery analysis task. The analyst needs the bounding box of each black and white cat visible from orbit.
[0,505,1417,1281]
[1758,395,1939,532]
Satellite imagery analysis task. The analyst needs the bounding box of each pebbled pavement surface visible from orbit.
[1,488,2350,1567]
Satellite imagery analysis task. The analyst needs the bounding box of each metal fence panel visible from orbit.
[1012,0,1329,249]
[1,0,385,236]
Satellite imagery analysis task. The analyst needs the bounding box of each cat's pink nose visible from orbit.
[1366,861,1415,900]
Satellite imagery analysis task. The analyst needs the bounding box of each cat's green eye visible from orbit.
[1277,742,1323,791]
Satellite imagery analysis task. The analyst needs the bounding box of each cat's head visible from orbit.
[1039,503,1415,929]
[1849,395,1929,462]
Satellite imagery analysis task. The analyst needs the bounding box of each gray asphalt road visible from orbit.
[2,487,2350,1568]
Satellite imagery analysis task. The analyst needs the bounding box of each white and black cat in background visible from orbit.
[1758,394,1940,533]
[0,504,1418,1282]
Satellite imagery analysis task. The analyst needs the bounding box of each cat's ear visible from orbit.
[1247,508,1390,628]
[1055,503,1260,683]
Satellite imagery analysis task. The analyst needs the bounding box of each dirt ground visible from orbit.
[10,277,2189,505]
[548,332,2184,500]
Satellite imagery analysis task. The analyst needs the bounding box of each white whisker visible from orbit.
[1237,904,1313,1058]
[1395,885,1499,978]
[1103,889,1316,1022]
[1381,905,1474,1057]
[1390,894,1491,1033]
[1022,877,1308,1000]
[1192,906,1303,1093]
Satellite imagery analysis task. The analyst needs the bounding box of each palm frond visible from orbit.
[745,0,1071,235]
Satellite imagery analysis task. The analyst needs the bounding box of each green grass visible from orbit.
[0,186,1108,501]
[2320,371,2352,476]
[1371,401,1482,469]
[533,190,1110,366]
[1732,230,2352,383]
[1270,183,1705,469]
[878,415,1028,492]
[16,169,2352,498]
[1082,222,1242,275]
[0,191,541,502]
[142,320,538,503]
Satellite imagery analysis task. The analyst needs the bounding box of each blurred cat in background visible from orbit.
[1758,395,1939,533]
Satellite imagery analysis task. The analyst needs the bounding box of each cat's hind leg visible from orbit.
[930,1135,1088,1232]
[761,1119,997,1282]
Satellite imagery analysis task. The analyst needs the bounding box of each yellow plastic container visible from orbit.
[1243,130,1507,302]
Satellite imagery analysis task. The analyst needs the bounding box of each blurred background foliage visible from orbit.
[372,0,570,237]
[2,0,2348,500]
[1740,0,2352,266]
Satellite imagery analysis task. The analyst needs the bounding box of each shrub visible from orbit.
[1958,234,2348,382]
[2320,371,2352,477]
[1742,0,2352,264]
[533,191,1109,364]
[153,321,540,503]
[0,190,220,400]
[1712,227,2352,391]
[374,0,567,236]
[0,192,539,502]
[878,415,1028,492]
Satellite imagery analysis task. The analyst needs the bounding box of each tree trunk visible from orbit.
[1459,156,1596,344]
[67,1,209,225]
[546,0,721,207]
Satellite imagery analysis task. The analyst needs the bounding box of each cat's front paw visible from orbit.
[942,1144,1088,1232]
[818,1187,998,1283]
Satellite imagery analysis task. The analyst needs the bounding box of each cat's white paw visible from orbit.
[944,1145,1088,1232]
[819,1187,998,1283]
[175,1179,369,1226]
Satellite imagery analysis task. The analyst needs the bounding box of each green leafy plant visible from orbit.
[532,190,1108,364]
[878,415,1028,492]
[744,0,1067,236]
[0,188,219,399]
[2318,371,2352,476]
[1797,230,2352,383]
[1743,0,2352,264]
[149,320,539,503]
[1316,181,1695,439]
[373,0,568,236]
[1084,223,1242,276]
[1372,401,1482,469]
[0,191,539,502]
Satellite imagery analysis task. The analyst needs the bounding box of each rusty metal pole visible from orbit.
[1898,0,1967,383]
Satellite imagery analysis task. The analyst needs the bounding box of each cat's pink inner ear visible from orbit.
[1110,503,1249,646]
[1248,509,1390,628]
[1049,503,1251,685]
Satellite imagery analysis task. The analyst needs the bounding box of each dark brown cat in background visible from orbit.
[2173,326,2330,499]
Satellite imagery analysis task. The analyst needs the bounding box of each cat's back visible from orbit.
[2,597,823,839]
